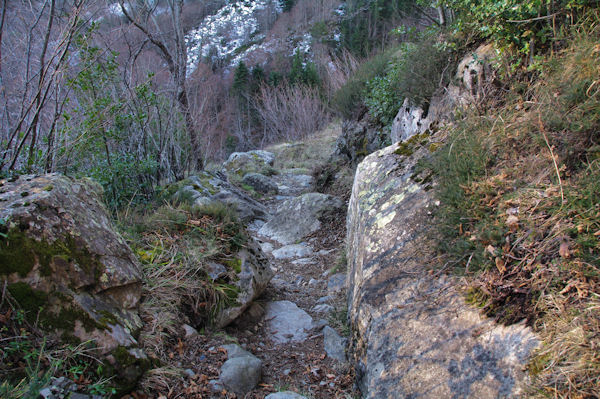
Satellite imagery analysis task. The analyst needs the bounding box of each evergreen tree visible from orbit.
[250,66,266,93]
[233,61,250,94]
[289,51,320,86]
[280,0,295,12]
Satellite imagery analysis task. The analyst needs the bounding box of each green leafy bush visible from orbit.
[364,30,457,126]
[332,51,394,119]
[447,0,596,62]
[85,153,158,212]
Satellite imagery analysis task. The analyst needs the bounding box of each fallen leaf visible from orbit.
[559,241,570,258]
[506,215,519,232]
[486,245,497,256]
[495,257,506,273]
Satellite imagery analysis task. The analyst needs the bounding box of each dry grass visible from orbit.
[120,202,249,393]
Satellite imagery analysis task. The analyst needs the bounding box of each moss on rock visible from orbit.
[0,226,103,281]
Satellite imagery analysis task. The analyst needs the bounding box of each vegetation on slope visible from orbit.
[428,12,600,399]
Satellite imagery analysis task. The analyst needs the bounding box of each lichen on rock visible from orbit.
[346,142,539,398]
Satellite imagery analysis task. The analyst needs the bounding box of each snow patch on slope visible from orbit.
[185,0,281,72]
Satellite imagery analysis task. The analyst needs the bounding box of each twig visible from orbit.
[538,116,565,205]
[507,13,561,23]
[465,252,474,274]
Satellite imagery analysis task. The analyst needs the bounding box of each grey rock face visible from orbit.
[390,98,431,144]
[173,171,268,222]
[272,243,313,259]
[223,150,275,179]
[242,172,279,194]
[0,174,147,392]
[323,326,347,363]
[258,193,344,245]
[220,355,262,395]
[334,120,388,164]
[272,173,314,196]
[265,392,308,399]
[346,144,539,398]
[265,301,313,344]
[391,44,497,144]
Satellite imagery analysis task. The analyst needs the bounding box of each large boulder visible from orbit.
[223,150,276,179]
[346,144,539,398]
[0,174,148,392]
[258,193,344,245]
[242,172,279,195]
[171,171,268,222]
[334,120,388,164]
[212,237,274,328]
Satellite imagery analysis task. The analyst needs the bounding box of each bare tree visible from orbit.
[0,0,88,172]
[254,83,330,145]
[119,0,203,171]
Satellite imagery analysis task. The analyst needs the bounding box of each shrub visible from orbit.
[448,0,598,65]
[332,50,394,119]
[364,30,458,126]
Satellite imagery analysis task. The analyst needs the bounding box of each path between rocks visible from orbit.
[179,170,356,399]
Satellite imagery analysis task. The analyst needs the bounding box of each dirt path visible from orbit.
[168,171,356,399]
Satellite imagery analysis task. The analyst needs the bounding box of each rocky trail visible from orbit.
[166,165,357,399]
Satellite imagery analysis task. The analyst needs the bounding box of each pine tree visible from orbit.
[280,0,295,12]
[233,61,250,94]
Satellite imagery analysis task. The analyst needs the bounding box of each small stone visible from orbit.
[260,241,274,254]
[265,392,308,399]
[291,257,317,265]
[313,304,334,313]
[327,273,346,294]
[283,369,291,375]
[220,356,262,395]
[295,276,304,286]
[206,262,227,281]
[242,173,279,195]
[318,249,335,256]
[184,369,195,378]
[208,379,224,392]
[183,324,198,338]
[312,319,329,330]
[221,344,253,359]
[272,244,313,259]
[308,278,319,286]
[265,301,313,344]
[323,326,347,363]
[317,296,332,304]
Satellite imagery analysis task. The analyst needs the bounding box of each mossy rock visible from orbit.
[0,174,148,393]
